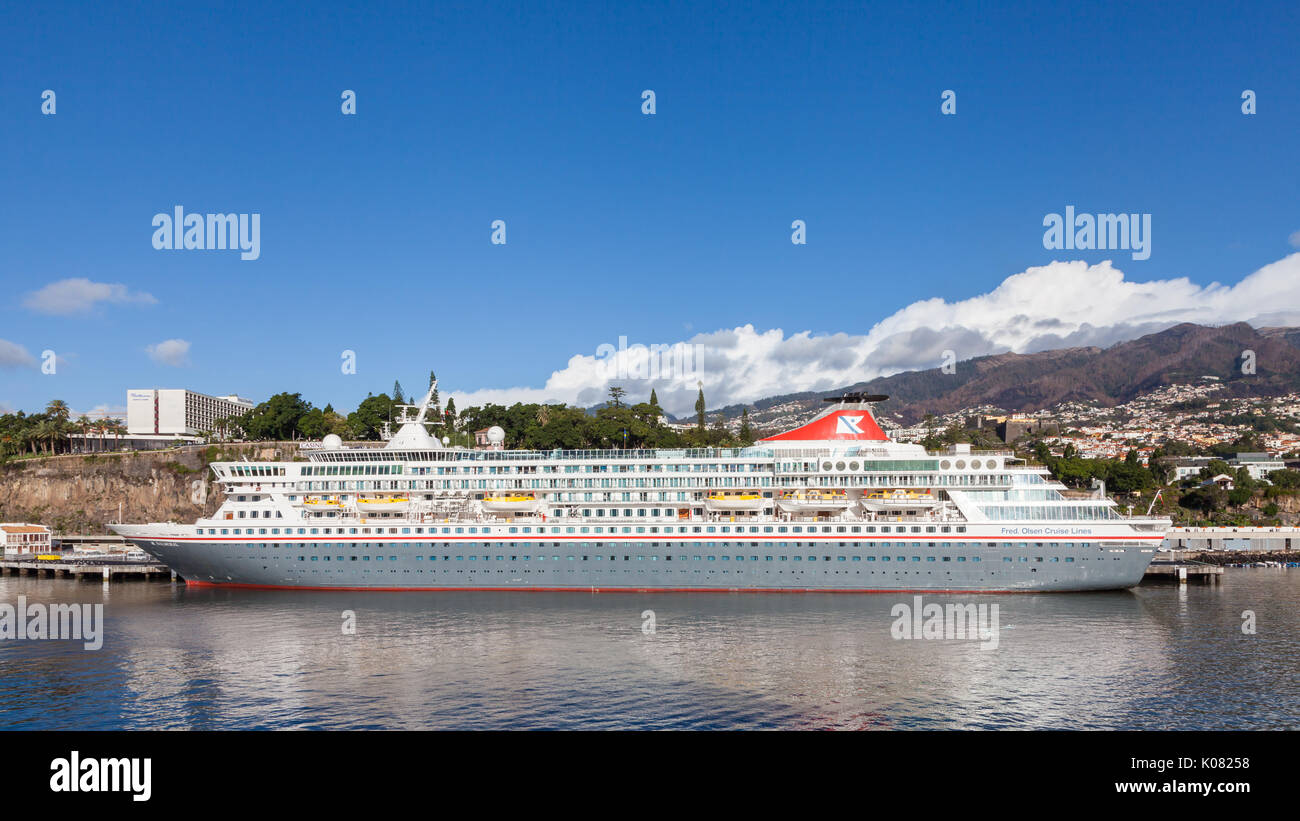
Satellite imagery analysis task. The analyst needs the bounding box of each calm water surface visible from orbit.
[1,570,1296,729]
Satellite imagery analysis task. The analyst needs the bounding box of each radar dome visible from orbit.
[487,426,506,445]
[442,436,450,445]
[322,434,344,450]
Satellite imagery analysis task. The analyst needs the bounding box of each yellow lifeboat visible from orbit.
[860,489,939,511]
[482,492,540,513]
[704,491,766,512]
[356,495,410,512]
[302,497,343,507]
[776,489,850,513]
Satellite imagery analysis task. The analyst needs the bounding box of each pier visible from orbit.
[0,557,174,582]
[1142,561,1224,585]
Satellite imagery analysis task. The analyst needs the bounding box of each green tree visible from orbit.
[443,396,457,431]
[739,407,753,445]
[695,386,706,431]
[243,392,313,440]
[1266,468,1300,488]
[347,393,396,440]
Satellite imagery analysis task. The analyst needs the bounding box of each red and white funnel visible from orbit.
[760,397,890,443]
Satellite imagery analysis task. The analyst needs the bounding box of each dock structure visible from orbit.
[1142,562,1224,585]
[0,558,174,582]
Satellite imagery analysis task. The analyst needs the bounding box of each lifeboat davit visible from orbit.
[482,493,541,513]
[704,491,766,512]
[776,489,851,513]
[860,489,939,511]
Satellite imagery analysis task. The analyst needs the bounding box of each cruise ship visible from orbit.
[112,382,1170,592]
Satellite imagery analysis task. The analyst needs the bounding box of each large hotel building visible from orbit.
[126,389,254,437]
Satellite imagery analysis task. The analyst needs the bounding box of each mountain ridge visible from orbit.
[703,322,1300,428]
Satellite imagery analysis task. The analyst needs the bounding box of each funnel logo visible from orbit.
[836,415,865,435]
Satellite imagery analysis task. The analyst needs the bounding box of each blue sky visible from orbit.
[2,0,1298,418]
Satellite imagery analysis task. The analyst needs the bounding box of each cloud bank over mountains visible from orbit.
[453,252,1300,417]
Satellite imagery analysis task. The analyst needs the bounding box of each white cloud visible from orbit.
[146,339,191,367]
[0,339,36,369]
[1289,230,1300,249]
[23,278,157,315]
[447,253,1300,417]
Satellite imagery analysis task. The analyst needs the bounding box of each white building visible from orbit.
[127,389,254,437]
[1,523,53,556]
[1232,452,1288,481]
[1165,526,1299,552]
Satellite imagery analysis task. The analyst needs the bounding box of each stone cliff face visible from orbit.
[0,445,299,534]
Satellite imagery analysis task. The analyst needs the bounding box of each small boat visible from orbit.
[860,489,940,511]
[356,495,410,512]
[482,493,541,513]
[776,489,850,513]
[705,491,766,512]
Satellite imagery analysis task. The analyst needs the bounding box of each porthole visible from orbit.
[940,460,951,470]
[970,459,982,469]
[822,461,833,471]
[849,461,859,471]
[835,461,846,471]
[955,460,966,469]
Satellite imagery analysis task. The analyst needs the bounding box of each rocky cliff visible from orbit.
[0,445,299,534]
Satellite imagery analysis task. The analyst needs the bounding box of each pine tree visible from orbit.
[649,389,659,408]
[695,386,706,430]
[393,380,405,405]
[739,407,753,444]
[444,397,457,431]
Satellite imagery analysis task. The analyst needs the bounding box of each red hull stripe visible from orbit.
[184,581,1047,594]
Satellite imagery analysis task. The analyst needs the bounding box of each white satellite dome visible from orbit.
[487,426,506,445]
[321,433,344,450]
[442,436,450,445]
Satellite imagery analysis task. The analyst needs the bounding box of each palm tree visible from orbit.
[35,420,56,454]
[107,419,126,449]
[22,427,38,455]
[46,399,70,423]
[75,414,91,453]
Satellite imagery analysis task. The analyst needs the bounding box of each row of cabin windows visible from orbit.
[202,523,971,536]
[255,553,1079,564]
